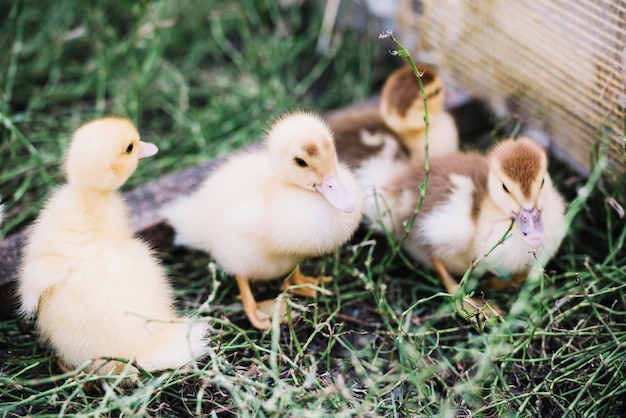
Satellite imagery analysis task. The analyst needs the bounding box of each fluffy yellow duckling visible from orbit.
[162,111,363,329]
[379,65,459,163]
[18,118,208,376]
[358,137,567,315]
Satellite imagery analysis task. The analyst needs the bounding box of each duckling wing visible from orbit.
[163,152,266,251]
[163,152,297,278]
[408,155,489,272]
[359,151,488,273]
[18,254,73,317]
[35,239,207,371]
[414,173,477,259]
[261,178,361,257]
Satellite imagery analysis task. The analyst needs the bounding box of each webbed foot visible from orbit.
[280,268,332,297]
[236,275,288,329]
[431,257,504,328]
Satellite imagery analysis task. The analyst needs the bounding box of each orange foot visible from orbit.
[482,272,527,292]
[56,359,137,392]
[431,257,503,327]
[236,275,287,329]
[280,268,332,297]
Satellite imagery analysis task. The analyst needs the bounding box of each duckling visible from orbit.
[162,111,362,329]
[379,65,459,163]
[357,137,566,317]
[18,118,208,376]
[328,65,458,171]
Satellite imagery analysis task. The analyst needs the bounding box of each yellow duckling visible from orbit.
[162,111,363,329]
[18,118,208,376]
[379,65,459,163]
[358,137,567,315]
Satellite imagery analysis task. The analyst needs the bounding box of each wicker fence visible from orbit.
[395,0,625,178]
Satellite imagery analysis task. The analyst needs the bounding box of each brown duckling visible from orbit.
[357,137,567,317]
[380,65,459,164]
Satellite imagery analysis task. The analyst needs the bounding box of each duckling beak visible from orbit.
[517,207,544,249]
[138,141,159,159]
[315,174,355,213]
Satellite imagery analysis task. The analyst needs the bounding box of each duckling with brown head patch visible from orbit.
[380,65,459,163]
[162,111,362,329]
[358,137,567,318]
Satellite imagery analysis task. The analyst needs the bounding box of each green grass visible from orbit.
[1,1,626,417]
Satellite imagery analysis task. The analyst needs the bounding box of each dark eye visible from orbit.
[294,157,308,167]
[541,178,545,188]
[126,143,134,153]
[502,184,510,194]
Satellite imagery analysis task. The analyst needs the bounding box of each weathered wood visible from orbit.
[0,232,26,319]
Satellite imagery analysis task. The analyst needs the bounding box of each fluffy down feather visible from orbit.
[18,117,207,376]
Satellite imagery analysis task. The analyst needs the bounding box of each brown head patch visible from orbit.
[302,142,319,157]
[382,65,439,118]
[493,139,545,198]
[384,67,421,117]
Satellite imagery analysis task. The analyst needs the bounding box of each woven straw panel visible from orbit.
[397,0,626,177]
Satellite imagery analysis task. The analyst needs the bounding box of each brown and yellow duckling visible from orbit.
[357,137,567,319]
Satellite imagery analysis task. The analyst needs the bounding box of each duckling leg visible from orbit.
[56,360,100,393]
[431,257,502,321]
[236,275,286,330]
[482,272,527,291]
[280,268,331,298]
[56,359,137,392]
[235,275,270,329]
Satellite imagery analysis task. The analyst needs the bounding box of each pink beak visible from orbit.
[138,141,159,159]
[517,207,544,249]
[315,174,355,213]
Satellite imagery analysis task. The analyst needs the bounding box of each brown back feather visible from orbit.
[330,107,408,168]
[390,152,489,224]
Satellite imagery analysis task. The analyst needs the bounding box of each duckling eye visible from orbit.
[294,157,308,168]
[426,87,442,100]
[125,143,134,154]
[502,184,510,194]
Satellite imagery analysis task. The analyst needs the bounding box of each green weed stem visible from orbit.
[378,30,430,263]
